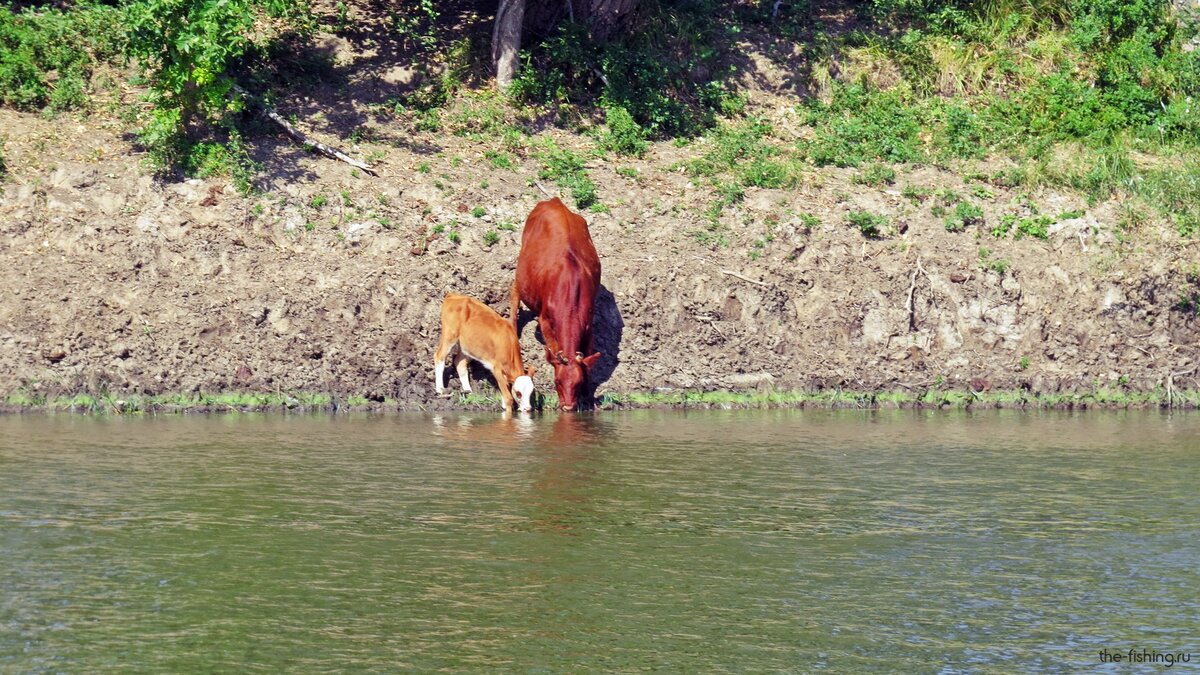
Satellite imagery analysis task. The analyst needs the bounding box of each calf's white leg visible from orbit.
[455,354,472,393]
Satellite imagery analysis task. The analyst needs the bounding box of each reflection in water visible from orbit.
[527,415,612,535]
[430,410,538,446]
[1,410,1198,672]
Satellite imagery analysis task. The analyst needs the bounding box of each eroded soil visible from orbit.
[1,20,1198,410]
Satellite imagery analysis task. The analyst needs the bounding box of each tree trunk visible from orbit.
[493,0,527,90]
[522,0,640,42]
[576,0,639,42]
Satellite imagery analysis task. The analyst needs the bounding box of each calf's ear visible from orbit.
[526,366,537,378]
[581,352,602,370]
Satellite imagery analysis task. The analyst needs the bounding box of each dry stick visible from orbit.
[262,107,377,175]
[695,314,725,338]
[720,269,768,287]
[232,85,377,175]
[906,256,921,332]
[534,181,553,197]
[1167,366,1198,408]
[906,257,930,331]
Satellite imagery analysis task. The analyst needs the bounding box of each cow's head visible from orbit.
[511,366,536,413]
[553,351,601,411]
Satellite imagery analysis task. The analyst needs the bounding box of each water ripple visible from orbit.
[1,410,1198,672]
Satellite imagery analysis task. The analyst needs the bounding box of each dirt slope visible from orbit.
[1,35,1198,409]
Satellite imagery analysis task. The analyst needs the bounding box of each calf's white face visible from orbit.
[512,375,534,412]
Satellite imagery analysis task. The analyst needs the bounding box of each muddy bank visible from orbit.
[1,107,1198,410]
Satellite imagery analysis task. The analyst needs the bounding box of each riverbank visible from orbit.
[2,7,1198,406]
[3,387,1196,415]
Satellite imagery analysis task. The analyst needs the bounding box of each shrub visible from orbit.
[599,105,649,157]
[182,133,260,194]
[992,213,1016,237]
[937,103,986,160]
[510,8,726,138]
[0,6,123,111]
[125,0,310,170]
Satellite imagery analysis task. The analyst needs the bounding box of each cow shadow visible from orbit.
[589,286,623,390]
[514,285,624,408]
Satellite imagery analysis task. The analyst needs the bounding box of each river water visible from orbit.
[1,411,1198,672]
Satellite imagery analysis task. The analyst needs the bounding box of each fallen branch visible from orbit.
[534,181,553,197]
[263,107,377,175]
[1166,366,1198,408]
[906,256,921,332]
[695,314,725,338]
[233,84,376,175]
[905,257,929,332]
[720,269,768,287]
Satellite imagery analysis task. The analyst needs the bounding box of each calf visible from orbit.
[511,198,602,411]
[434,293,535,412]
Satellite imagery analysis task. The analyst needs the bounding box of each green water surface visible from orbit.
[1,410,1198,672]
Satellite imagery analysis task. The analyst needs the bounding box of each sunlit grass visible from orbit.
[3,387,1195,415]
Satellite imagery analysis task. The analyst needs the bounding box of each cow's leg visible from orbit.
[492,370,513,411]
[455,353,472,393]
[541,329,564,365]
[509,279,521,337]
[433,338,455,395]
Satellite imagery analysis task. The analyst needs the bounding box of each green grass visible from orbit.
[536,139,598,209]
[684,118,797,191]
[848,210,889,238]
[0,4,124,112]
[598,105,649,157]
[945,201,984,232]
[5,384,1196,414]
[853,163,897,186]
[485,150,514,169]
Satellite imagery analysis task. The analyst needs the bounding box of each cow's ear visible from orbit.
[581,352,602,370]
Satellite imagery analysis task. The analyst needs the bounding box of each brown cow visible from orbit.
[511,198,602,411]
[434,293,535,412]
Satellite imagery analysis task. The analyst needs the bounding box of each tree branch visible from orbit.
[233,85,376,175]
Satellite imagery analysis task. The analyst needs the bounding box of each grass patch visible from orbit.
[536,139,598,209]
[944,201,984,232]
[848,210,889,238]
[853,163,897,186]
[0,4,124,112]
